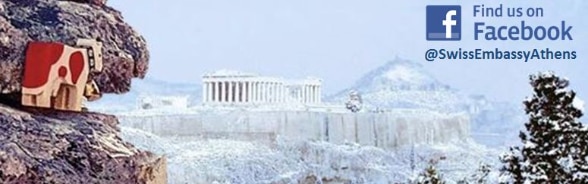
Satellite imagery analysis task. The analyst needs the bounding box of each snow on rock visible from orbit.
[121,126,501,184]
[118,110,470,149]
[328,57,525,148]
[121,127,304,183]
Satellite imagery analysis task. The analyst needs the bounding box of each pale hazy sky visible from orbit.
[108,0,587,103]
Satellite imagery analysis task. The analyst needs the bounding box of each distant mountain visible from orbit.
[328,58,525,147]
[87,78,201,112]
[328,58,474,113]
[350,58,450,92]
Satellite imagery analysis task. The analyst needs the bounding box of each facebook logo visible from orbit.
[426,5,461,41]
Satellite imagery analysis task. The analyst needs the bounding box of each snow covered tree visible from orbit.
[416,160,445,184]
[345,90,362,113]
[500,71,588,183]
[456,163,491,184]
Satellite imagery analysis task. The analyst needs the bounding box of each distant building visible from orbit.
[202,70,322,105]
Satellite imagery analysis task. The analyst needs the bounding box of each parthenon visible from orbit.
[202,70,322,105]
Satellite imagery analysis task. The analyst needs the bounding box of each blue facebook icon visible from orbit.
[426,5,461,41]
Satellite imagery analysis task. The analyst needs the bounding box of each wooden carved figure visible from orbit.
[21,39,104,111]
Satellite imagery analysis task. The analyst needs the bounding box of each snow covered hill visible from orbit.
[327,58,525,147]
[328,58,475,113]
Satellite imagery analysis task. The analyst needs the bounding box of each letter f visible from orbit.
[442,10,457,39]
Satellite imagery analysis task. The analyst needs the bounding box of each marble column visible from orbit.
[202,82,207,103]
[235,82,241,103]
[304,85,310,103]
[278,84,283,103]
[272,82,278,103]
[312,85,316,103]
[239,82,243,103]
[206,82,214,102]
[256,82,260,103]
[315,85,319,103]
[253,82,258,103]
[219,81,225,103]
[241,82,246,103]
[204,82,207,103]
[262,82,268,103]
[251,82,255,103]
[298,87,302,103]
[307,85,311,103]
[250,82,255,103]
[211,81,215,102]
[300,86,304,103]
[242,82,246,103]
[318,86,322,103]
[265,82,270,103]
[268,82,272,103]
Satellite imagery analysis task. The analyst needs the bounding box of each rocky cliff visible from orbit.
[0,104,166,183]
[0,0,148,94]
[0,0,166,183]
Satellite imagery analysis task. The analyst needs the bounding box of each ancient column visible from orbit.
[206,81,213,102]
[247,81,252,103]
[240,81,245,103]
[268,82,272,103]
[278,83,283,103]
[231,81,236,103]
[304,84,309,103]
[251,81,258,103]
[308,85,312,103]
[239,81,245,103]
[202,82,207,103]
[298,87,302,103]
[312,85,316,103]
[262,82,267,103]
[237,81,242,103]
[317,85,322,103]
[235,81,240,103]
[272,83,276,103]
[218,81,223,103]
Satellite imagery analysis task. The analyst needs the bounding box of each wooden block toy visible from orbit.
[21,39,104,112]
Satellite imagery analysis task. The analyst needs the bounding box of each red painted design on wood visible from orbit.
[69,51,85,83]
[58,67,67,78]
[22,42,64,88]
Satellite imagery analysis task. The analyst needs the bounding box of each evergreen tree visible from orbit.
[457,162,491,184]
[500,71,588,183]
[345,90,363,113]
[416,160,445,184]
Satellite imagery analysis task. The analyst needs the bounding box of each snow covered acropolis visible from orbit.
[111,61,471,152]
[201,70,322,105]
[89,59,493,182]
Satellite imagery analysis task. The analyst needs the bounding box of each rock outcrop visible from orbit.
[0,0,148,95]
[0,0,166,183]
[0,104,166,183]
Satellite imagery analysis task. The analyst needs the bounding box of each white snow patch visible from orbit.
[121,126,501,184]
[384,65,428,84]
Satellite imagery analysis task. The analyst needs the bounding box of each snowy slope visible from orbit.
[87,78,201,112]
[121,126,501,184]
[327,58,469,113]
[327,58,525,148]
